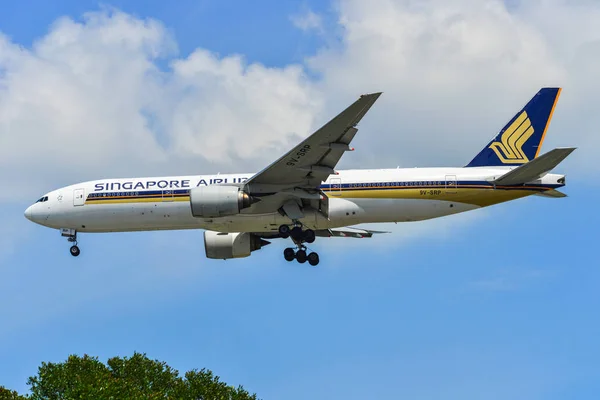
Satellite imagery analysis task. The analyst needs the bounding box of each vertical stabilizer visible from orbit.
[466,88,561,167]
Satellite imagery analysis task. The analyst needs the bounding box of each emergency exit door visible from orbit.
[162,189,174,202]
[329,178,342,196]
[445,175,458,195]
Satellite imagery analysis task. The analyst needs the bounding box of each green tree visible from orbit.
[183,369,257,400]
[10,352,258,399]
[0,386,27,400]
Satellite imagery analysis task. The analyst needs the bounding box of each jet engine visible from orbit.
[204,231,270,259]
[190,186,259,218]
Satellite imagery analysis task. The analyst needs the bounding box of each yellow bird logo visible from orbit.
[489,111,534,164]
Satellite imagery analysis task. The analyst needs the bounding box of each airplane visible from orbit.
[24,88,575,266]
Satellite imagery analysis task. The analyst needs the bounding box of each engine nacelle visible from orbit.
[204,231,269,259]
[190,185,258,218]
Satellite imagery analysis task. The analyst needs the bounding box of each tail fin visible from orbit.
[466,88,562,167]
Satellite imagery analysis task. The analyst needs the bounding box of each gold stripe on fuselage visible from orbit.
[326,187,547,207]
[85,187,549,208]
[86,196,190,205]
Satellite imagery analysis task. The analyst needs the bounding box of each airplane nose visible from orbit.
[24,205,33,221]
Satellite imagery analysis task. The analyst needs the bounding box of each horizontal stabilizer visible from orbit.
[534,189,568,198]
[492,147,576,186]
[315,227,390,238]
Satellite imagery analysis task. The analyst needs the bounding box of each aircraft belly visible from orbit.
[210,198,479,232]
[65,197,478,234]
[68,202,283,234]
[328,198,478,227]
[66,202,204,232]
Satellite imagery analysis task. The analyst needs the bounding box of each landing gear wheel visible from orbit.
[296,249,307,264]
[290,226,304,241]
[278,225,291,238]
[304,229,316,244]
[70,245,80,257]
[283,248,296,262]
[307,252,319,266]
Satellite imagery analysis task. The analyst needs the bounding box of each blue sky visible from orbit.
[0,0,331,67]
[1,1,599,399]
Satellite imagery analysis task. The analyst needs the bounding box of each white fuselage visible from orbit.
[24,167,565,235]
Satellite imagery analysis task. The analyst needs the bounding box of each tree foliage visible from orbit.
[0,386,27,400]
[2,353,258,399]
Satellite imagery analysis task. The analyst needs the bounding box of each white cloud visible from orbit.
[0,8,323,203]
[306,0,598,170]
[2,1,597,194]
[291,9,324,33]
[1,0,598,256]
[165,49,322,164]
[0,10,171,197]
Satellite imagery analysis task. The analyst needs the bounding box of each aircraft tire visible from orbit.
[296,249,307,263]
[308,252,319,266]
[304,229,316,243]
[283,248,296,262]
[290,226,304,241]
[278,225,290,238]
[70,245,80,257]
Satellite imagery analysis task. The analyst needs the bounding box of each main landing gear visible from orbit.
[279,224,319,266]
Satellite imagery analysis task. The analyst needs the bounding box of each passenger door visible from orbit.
[73,188,85,206]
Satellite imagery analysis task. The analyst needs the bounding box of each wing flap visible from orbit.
[492,147,576,186]
[314,227,390,238]
[318,127,359,171]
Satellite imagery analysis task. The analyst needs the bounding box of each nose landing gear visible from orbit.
[61,228,80,257]
[69,244,81,257]
[280,224,319,266]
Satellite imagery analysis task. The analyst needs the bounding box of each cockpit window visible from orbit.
[35,196,49,203]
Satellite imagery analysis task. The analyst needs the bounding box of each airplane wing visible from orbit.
[244,92,382,193]
[256,227,389,239]
[314,227,390,238]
